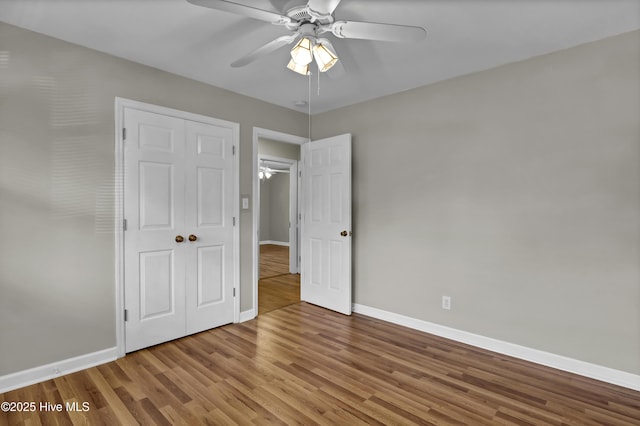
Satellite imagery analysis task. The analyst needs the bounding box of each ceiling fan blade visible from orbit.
[231,34,297,67]
[186,0,291,25]
[331,20,426,42]
[307,0,342,16]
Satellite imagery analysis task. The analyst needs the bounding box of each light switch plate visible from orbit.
[241,196,249,210]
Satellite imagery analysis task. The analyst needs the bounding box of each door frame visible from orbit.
[252,127,307,318]
[114,97,240,358]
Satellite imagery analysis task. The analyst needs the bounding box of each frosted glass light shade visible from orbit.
[287,59,309,75]
[313,43,338,72]
[290,37,313,66]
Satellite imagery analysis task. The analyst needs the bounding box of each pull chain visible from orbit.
[308,70,311,143]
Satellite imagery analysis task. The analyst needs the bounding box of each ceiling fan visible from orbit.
[186,0,427,75]
[259,160,290,180]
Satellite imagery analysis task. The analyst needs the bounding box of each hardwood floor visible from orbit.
[259,244,290,279]
[259,273,300,316]
[259,244,300,315]
[2,302,639,425]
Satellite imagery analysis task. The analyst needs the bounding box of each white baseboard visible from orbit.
[239,309,256,323]
[352,303,640,392]
[0,347,118,394]
[259,240,289,247]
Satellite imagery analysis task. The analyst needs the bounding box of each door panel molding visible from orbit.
[115,97,239,358]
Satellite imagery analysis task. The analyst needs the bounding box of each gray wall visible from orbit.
[260,173,290,243]
[258,138,300,244]
[0,22,306,376]
[259,179,273,242]
[259,137,301,160]
[312,30,640,374]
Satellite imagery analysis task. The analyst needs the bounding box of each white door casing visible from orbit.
[122,105,236,353]
[289,160,299,274]
[300,134,352,315]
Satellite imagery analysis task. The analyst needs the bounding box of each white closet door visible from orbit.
[124,107,187,352]
[184,120,235,334]
[124,108,235,352]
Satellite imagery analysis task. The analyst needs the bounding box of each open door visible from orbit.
[300,134,352,315]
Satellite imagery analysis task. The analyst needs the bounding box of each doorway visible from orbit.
[252,128,353,318]
[258,156,298,314]
[252,128,307,317]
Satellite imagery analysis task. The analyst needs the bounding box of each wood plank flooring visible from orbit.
[259,244,300,315]
[259,245,290,279]
[2,302,639,425]
[259,273,300,316]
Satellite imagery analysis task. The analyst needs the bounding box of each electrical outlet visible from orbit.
[442,296,451,310]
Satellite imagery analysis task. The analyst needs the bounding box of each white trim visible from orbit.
[231,118,240,325]
[353,303,640,392]
[0,347,117,393]
[239,309,256,323]
[252,128,308,317]
[114,97,240,356]
[114,99,126,358]
[260,240,290,246]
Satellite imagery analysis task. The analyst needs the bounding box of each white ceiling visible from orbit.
[1,0,639,114]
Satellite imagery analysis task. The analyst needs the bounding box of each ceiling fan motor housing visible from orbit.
[286,4,334,28]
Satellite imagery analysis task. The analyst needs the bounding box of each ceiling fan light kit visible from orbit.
[290,36,314,65]
[187,0,426,74]
[258,169,272,180]
[287,36,339,75]
[312,41,338,72]
[287,58,310,75]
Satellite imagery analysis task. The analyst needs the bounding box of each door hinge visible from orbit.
[124,309,128,322]
[122,128,126,140]
[123,219,127,231]
[233,288,236,297]
[232,145,236,155]
[233,217,236,226]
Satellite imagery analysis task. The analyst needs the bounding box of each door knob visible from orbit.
[188,234,198,242]
[175,235,184,243]
[340,230,348,237]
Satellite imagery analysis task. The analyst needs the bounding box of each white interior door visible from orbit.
[300,134,352,315]
[124,107,235,352]
[184,120,235,334]
[124,108,186,352]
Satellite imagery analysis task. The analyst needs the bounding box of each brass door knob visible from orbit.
[340,230,348,237]
[188,234,198,242]
[175,235,184,243]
